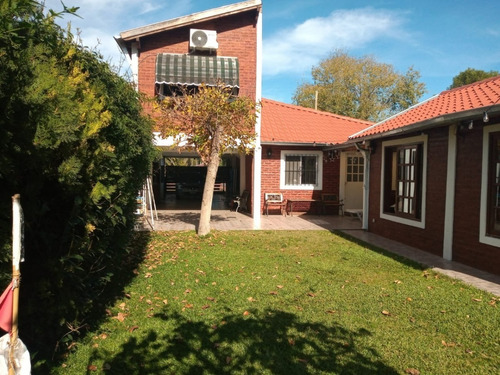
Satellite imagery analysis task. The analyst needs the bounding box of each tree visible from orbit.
[154,84,258,236]
[448,68,499,89]
[293,50,426,122]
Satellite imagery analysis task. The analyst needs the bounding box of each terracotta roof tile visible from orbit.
[351,75,500,139]
[261,98,373,145]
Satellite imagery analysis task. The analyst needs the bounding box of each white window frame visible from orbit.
[480,123,500,247]
[380,134,427,228]
[280,150,323,190]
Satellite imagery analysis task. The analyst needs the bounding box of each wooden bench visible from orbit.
[286,198,322,216]
[264,193,287,216]
[321,194,344,215]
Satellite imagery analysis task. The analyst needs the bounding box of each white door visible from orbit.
[341,152,364,209]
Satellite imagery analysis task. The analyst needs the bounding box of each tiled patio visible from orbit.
[137,203,500,297]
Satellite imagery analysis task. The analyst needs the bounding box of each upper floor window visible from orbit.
[280,150,323,190]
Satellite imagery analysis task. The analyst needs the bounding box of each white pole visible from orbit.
[10,194,22,375]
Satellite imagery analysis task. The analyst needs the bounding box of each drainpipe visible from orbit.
[355,142,371,230]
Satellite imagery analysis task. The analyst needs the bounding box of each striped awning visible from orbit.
[155,54,239,87]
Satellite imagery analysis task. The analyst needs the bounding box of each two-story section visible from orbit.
[115,0,262,214]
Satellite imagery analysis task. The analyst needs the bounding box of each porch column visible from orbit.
[252,5,263,230]
[443,124,457,260]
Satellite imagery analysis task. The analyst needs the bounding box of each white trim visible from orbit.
[379,134,428,229]
[280,150,323,190]
[252,6,263,229]
[443,125,457,260]
[480,123,500,247]
[130,42,139,89]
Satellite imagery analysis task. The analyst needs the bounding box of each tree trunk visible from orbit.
[197,126,222,236]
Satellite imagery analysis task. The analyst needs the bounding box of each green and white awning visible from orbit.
[155,53,239,87]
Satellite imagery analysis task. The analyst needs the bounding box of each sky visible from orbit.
[43,0,500,104]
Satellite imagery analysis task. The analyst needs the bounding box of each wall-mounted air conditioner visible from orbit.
[190,29,218,50]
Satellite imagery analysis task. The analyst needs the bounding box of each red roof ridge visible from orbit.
[440,74,500,96]
[261,98,373,126]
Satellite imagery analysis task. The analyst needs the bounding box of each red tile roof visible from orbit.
[261,98,373,145]
[350,75,500,139]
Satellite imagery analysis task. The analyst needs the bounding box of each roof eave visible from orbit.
[347,105,500,143]
[119,0,262,42]
[261,141,332,147]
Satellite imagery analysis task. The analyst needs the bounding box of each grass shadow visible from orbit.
[332,230,427,271]
[88,308,399,374]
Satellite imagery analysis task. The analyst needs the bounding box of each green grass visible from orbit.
[51,231,499,374]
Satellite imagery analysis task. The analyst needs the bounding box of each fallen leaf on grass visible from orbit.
[381,310,391,316]
[277,285,284,289]
[87,365,98,371]
[472,298,482,302]
[441,340,456,347]
[144,272,152,278]
[405,368,420,375]
[269,291,278,295]
[243,311,250,316]
[307,292,316,297]
[201,304,211,310]
[247,297,256,302]
[113,312,127,322]
[207,297,216,301]
[326,310,337,314]
[128,325,139,333]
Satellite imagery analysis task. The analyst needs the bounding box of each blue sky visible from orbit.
[44,0,500,104]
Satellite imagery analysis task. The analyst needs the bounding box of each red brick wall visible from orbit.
[136,10,258,106]
[260,146,340,214]
[368,128,448,257]
[368,124,500,276]
[453,122,500,275]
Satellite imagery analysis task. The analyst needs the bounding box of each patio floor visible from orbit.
[136,204,500,297]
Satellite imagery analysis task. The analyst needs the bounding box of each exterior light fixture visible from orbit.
[266,148,272,158]
[483,111,489,123]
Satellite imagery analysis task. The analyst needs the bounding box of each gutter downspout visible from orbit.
[252,5,263,229]
[355,143,370,230]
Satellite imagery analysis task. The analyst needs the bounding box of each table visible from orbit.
[287,199,322,216]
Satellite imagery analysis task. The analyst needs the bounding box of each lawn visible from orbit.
[51,231,499,374]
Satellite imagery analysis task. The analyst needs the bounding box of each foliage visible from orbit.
[448,68,499,89]
[154,84,257,164]
[293,50,426,122]
[154,84,258,235]
[0,0,155,365]
[52,231,500,374]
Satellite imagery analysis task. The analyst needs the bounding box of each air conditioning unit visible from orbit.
[190,29,218,50]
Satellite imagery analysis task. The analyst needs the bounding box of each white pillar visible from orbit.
[252,6,263,230]
[443,125,457,260]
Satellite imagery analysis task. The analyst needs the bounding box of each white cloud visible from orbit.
[263,8,406,76]
[42,0,194,65]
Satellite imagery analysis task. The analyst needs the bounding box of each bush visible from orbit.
[0,0,156,365]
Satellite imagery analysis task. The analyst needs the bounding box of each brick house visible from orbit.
[115,0,263,220]
[115,0,372,227]
[346,76,500,276]
[260,99,372,215]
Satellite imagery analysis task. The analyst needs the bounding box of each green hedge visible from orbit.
[0,1,156,366]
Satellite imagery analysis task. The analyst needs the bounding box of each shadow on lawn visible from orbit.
[89,309,399,374]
